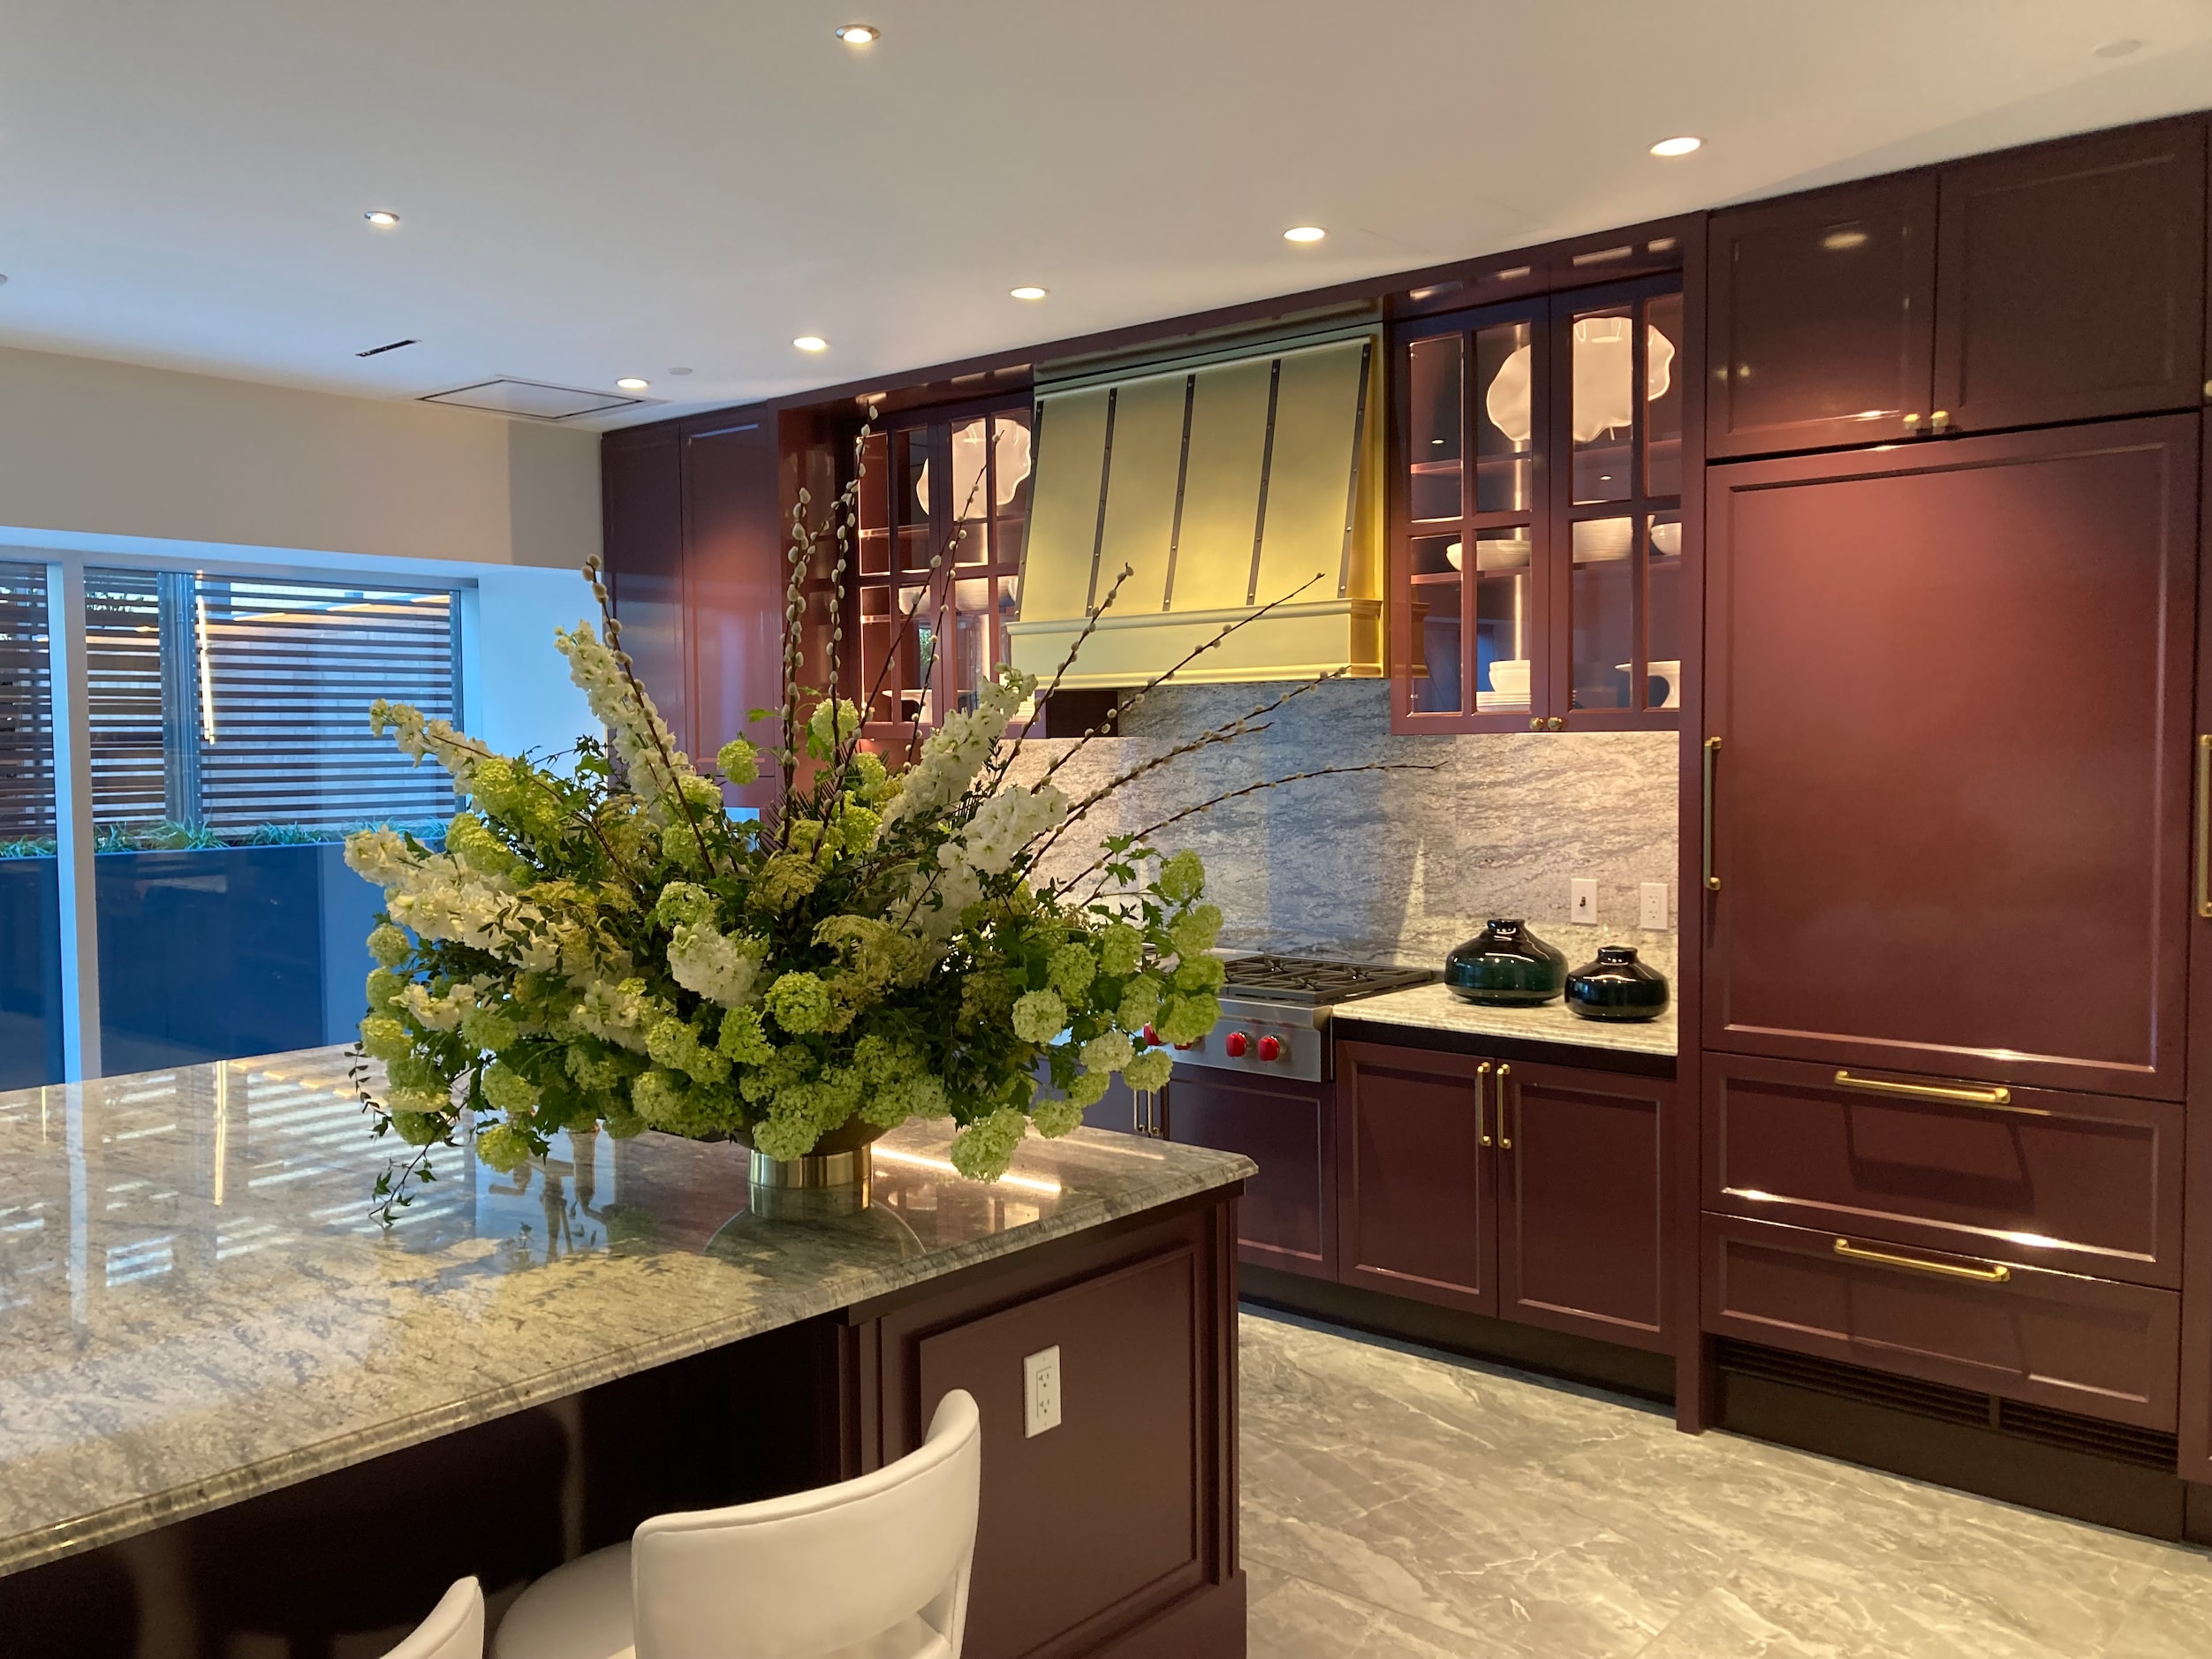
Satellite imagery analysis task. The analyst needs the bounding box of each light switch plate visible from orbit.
[1640,882,1670,931]
[1571,878,1598,924]
[1023,1345,1062,1438]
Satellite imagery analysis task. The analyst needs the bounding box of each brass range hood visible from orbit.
[1007,325,1384,688]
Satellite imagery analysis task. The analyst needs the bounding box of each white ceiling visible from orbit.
[3,1,2210,429]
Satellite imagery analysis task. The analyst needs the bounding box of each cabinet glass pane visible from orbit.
[994,408,1035,521]
[1473,322,1534,513]
[1408,567,1462,716]
[1572,308,1637,504]
[1646,511,1683,711]
[857,431,889,535]
[1407,337,1463,521]
[860,529,891,577]
[1472,529,1534,713]
[1571,517,1634,709]
[1645,293,1685,497]
[950,576,1019,712]
[895,429,933,537]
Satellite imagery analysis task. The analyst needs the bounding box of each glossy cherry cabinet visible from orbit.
[601,426,689,750]
[1336,1041,1670,1351]
[1702,415,2201,1102]
[1163,1071,1335,1279]
[1708,118,2208,458]
[681,414,783,808]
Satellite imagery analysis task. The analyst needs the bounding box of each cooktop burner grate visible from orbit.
[1218,953,1434,1006]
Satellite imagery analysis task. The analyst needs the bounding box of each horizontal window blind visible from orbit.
[0,563,56,838]
[85,570,461,832]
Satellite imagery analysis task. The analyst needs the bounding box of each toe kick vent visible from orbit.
[1715,1341,2177,1471]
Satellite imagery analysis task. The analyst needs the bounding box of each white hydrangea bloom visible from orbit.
[571,978,656,1052]
[555,623,699,823]
[398,979,481,1033]
[668,920,767,1008]
[944,783,1067,876]
[881,671,1033,830]
[370,700,483,791]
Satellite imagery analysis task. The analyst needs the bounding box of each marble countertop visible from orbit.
[1333,981,1678,1057]
[0,1048,1252,1577]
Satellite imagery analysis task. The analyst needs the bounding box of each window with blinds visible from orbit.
[0,563,56,840]
[84,569,461,831]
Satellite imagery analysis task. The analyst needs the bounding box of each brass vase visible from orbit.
[738,1117,888,1220]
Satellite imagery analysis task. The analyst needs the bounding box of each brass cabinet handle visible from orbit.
[1474,1061,1493,1148]
[1833,1069,2011,1108]
[1833,1237,2011,1284]
[1496,1064,1514,1150]
[1901,413,1921,430]
[2196,735,2212,919]
[1929,409,1951,433]
[1529,716,1544,731]
[1546,716,1566,731]
[1701,737,1722,891]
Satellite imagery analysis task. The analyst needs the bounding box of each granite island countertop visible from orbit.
[1333,981,1678,1058]
[0,1047,1252,1577]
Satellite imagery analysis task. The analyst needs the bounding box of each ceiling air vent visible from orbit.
[420,378,647,420]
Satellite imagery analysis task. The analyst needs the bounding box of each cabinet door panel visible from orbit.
[1936,120,2208,433]
[601,429,687,754]
[1703,1213,2179,1431]
[681,416,782,805]
[1705,1053,2182,1288]
[1704,417,2200,1099]
[1707,177,1937,458]
[1335,1043,1494,1314]
[2182,416,2212,1481]
[1165,1072,1332,1277]
[1497,1061,1669,1349]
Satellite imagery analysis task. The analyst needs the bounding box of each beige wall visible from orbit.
[0,345,600,569]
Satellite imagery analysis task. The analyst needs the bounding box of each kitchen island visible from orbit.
[0,1048,1250,1658]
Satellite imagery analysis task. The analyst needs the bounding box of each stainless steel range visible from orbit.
[1165,952,1436,1083]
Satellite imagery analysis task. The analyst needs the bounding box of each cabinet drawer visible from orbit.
[1702,1214,2178,1430]
[1705,1054,2181,1288]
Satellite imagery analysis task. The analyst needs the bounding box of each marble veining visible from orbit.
[1004,679,1679,971]
[0,1048,1251,1578]
[1334,980,1678,1057]
[1240,1312,2212,1658]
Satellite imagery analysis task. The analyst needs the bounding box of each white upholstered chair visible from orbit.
[385,1578,485,1659]
[493,1388,982,1659]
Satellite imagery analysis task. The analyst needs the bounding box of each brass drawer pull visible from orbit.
[2195,734,2212,919]
[1833,1070,2011,1108]
[1474,1062,1493,1148]
[1497,1064,1514,1150]
[1701,737,1722,891]
[1833,1237,2011,1284]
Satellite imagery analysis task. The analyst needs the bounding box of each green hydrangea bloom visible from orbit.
[1079,1029,1133,1074]
[470,757,568,843]
[360,1013,412,1063]
[1157,991,1222,1046]
[764,972,831,1034]
[1124,1049,1174,1093]
[1174,953,1227,993]
[391,1110,446,1147]
[1032,1097,1086,1139]
[1117,975,1163,1033]
[838,805,881,852]
[1047,943,1097,1001]
[387,1051,447,1097]
[1167,903,1223,959]
[481,1060,539,1115]
[848,750,893,805]
[1011,989,1067,1045]
[566,1043,634,1093]
[752,853,822,913]
[1096,921,1143,978]
[807,697,861,756]
[950,1106,1031,1182]
[716,1006,774,1064]
[1157,849,1206,903]
[367,925,412,968]
[716,736,761,786]
[461,1005,519,1054]
[648,1016,731,1085]
[1065,1069,1111,1108]
[365,969,406,1015]
[749,1113,819,1162]
[654,881,717,929]
[474,1122,535,1173]
[661,821,708,871]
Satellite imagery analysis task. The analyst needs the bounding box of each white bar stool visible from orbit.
[385,1578,484,1659]
[493,1389,981,1659]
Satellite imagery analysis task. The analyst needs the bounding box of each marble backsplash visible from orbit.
[1004,679,1680,977]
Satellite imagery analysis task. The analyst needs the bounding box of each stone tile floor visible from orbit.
[1240,1309,2212,1657]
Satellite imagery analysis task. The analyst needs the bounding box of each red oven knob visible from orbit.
[1223,1032,1250,1058]
[1257,1035,1282,1063]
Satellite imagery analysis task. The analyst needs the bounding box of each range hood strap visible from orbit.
[1160,375,1197,613]
[1082,386,1119,613]
[1338,340,1374,600]
[1246,359,1283,608]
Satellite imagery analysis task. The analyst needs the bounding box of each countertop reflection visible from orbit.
[0,1047,1251,1575]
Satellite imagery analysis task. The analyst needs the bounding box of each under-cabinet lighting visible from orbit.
[793,336,829,352]
[363,209,401,228]
[1283,225,1327,244]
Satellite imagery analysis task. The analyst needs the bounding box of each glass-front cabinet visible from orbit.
[1390,276,1684,732]
[852,398,1034,746]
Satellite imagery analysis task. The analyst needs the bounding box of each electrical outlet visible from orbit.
[1571,878,1598,924]
[1023,1345,1062,1438]
[1640,881,1670,931]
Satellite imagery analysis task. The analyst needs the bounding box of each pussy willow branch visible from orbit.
[976,562,1137,794]
[586,557,721,878]
[1024,670,1346,868]
[1056,761,1442,899]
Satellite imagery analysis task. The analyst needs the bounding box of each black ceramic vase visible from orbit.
[1564,945,1671,1021]
[1443,920,1568,1006]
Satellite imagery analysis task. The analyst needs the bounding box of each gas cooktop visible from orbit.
[1218,953,1435,1007]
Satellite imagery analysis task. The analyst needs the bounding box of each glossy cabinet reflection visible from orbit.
[1708,118,2207,459]
[1391,278,1685,733]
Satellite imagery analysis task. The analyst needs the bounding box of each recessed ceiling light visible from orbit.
[668,367,693,376]
[2095,37,2143,57]
[1648,136,1702,157]
[1010,285,1049,301]
[1283,225,1327,244]
[616,377,650,391]
[364,209,401,227]
[793,336,830,352]
[834,23,879,44]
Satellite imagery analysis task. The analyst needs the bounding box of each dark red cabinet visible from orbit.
[1337,1042,1670,1351]
[1703,415,2201,1101]
[680,416,783,807]
[1708,118,2208,458]
[1163,1071,1335,1278]
[601,427,689,750]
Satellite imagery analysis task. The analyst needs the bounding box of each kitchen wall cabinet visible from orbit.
[2181,417,2212,1485]
[1390,276,1686,734]
[1702,414,2201,1102]
[1708,117,2208,459]
[1336,1041,1670,1352]
[600,426,689,751]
